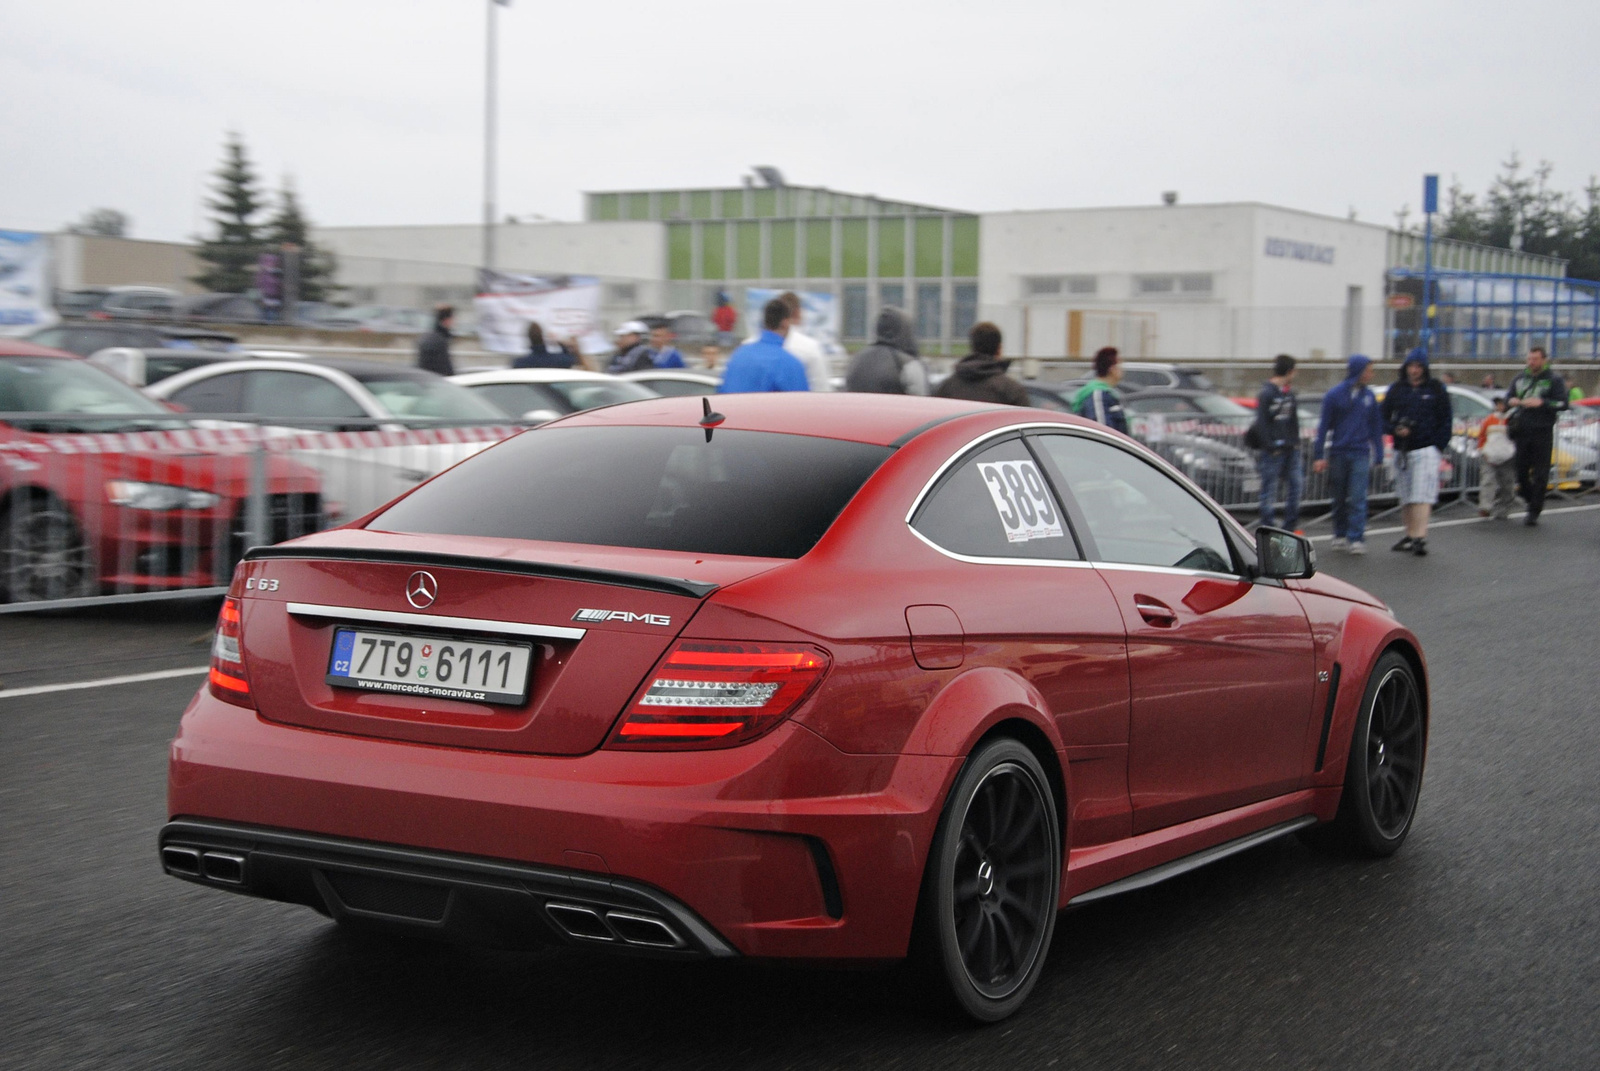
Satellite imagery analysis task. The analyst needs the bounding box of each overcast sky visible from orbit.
[4,0,1598,242]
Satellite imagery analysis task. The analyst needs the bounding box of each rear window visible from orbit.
[372,426,893,559]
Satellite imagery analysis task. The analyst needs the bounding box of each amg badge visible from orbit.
[573,608,672,627]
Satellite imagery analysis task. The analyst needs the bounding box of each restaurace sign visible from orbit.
[1263,237,1336,265]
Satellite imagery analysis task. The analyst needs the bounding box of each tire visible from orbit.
[1318,651,1427,856]
[0,494,94,603]
[911,737,1061,1022]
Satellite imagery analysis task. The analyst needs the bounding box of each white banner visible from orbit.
[744,288,842,357]
[0,231,51,332]
[474,272,605,356]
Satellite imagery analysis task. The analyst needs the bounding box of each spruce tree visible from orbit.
[194,134,264,293]
[265,178,339,303]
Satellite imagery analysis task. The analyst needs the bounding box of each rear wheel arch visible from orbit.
[970,718,1069,854]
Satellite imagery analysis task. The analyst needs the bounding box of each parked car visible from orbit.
[176,292,264,323]
[451,368,661,422]
[0,340,322,602]
[160,393,1427,1023]
[53,287,115,318]
[1121,390,1260,505]
[312,305,433,333]
[1020,380,1129,414]
[26,323,236,357]
[89,347,259,388]
[149,358,512,521]
[1119,362,1216,392]
[97,286,182,321]
[618,369,721,397]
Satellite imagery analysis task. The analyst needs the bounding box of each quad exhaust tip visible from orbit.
[162,846,245,886]
[544,902,686,949]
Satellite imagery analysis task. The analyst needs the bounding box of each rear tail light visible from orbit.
[606,641,830,750]
[208,596,254,707]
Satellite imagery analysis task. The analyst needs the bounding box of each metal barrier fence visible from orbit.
[1131,408,1600,513]
[1,417,520,611]
[4,407,1595,611]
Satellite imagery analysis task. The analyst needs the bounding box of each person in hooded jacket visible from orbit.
[935,322,1029,406]
[844,306,929,395]
[1312,354,1385,554]
[1382,348,1454,556]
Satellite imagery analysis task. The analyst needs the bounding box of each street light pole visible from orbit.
[482,0,509,277]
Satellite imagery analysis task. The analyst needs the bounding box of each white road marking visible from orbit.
[0,666,208,701]
[1306,501,1600,543]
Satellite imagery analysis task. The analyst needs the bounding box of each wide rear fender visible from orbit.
[901,665,1067,759]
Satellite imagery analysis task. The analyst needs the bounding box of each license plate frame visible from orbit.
[325,625,534,706]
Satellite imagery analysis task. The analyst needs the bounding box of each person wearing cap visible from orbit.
[1311,354,1384,554]
[718,297,809,394]
[1382,348,1453,556]
[606,321,653,373]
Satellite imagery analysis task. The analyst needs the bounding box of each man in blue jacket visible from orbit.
[1382,348,1454,556]
[1312,354,1385,554]
[718,298,810,394]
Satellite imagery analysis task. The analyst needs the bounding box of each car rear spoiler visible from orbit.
[242,545,720,599]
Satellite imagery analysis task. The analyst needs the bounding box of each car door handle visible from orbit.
[1134,595,1178,627]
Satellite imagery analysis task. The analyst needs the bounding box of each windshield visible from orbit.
[350,370,506,421]
[373,426,893,559]
[539,379,657,410]
[0,356,184,431]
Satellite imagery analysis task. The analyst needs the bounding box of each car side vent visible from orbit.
[1314,664,1342,772]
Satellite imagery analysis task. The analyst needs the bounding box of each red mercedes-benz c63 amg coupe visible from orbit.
[162,393,1427,1021]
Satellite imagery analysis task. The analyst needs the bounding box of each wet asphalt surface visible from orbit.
[2,502,1598,1070]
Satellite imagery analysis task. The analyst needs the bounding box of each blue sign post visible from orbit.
[1422,175,1439,354]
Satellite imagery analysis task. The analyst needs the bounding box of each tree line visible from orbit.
[1405,154,1600,282]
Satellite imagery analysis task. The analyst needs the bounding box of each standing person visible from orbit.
[711,291,737,348]
[698,343,723,371]
[1476,395,1517,519]
[1070,347,1128,432]
[717,297,809,393]
[1253,353,1302,532]
[416,305,455,376]
[1506,345,1569,526]
[647,323,687,369]
[936,322,1029,406]
[1382,348,1453,556]
[844,306,929,395]
[512,321,576,369]
[606,321,653,373]
[1311,354,1385,554]
[776,291,832,391]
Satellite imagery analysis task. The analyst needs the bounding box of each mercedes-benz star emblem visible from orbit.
[405,570,438,609]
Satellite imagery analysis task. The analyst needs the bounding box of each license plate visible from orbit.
[326,627,533,705]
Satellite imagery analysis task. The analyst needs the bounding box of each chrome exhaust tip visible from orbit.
[605,911,686,949]
[161,846,202,877]
[200,851,246,885]
[545,902,613,942]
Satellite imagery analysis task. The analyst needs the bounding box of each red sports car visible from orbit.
[161,393,1427,1021]
[1,341,322,602]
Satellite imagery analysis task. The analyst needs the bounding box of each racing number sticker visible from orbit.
[976,460,1064,543]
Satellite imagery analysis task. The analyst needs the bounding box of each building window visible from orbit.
[702,223,727,279]
[1025,275,1096,297]
[916,283,943,341]
[668,224,692,281]
[768,221,796,278]
[626,193,651,221]
[843,284,869,339]
[805,220,832,278]
[951,217,979,276]
[841,219,869,278]
[590,193,619,221]
[735,222,760,279]
[607,284,638,304]
[952,283,979,340]
[877,218,906,278]
[914,218,944,278]
[1135,273,1213,298]
[880,283,905,311]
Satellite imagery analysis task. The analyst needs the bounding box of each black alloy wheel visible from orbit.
[1324,651,1426,856]
[0,496,93,603]
[914,737,1061,1022]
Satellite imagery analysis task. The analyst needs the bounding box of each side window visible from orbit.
[471,382,563,418]
[245,371,367,425]
[168,372,246,414]
[1037,434,1235,573]
[1124,395,1186,415]
[911,438,1079,561]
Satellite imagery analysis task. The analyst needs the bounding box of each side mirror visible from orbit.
[1256,526,1316,580]
[520,408,562,425]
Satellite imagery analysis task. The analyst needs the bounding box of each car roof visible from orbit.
[546,392,1074,447]
[0,339,79,359]
[619,370,720,382]
[1119,387,1214,399]
[451,368,621,384]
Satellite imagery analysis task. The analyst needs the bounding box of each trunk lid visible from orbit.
[232,529,785,754]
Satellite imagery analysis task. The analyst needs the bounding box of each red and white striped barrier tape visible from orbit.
[1,424,523,457]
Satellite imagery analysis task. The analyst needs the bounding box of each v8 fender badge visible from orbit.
[573,608,672,627]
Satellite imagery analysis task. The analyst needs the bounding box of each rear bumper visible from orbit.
[167,689,959,960]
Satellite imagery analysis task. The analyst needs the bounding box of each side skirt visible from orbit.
[1067,815,1317,905]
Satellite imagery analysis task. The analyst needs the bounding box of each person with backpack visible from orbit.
[1382,348,1454,556]
[1251,353,1302,531]
[1506,345,1569,526]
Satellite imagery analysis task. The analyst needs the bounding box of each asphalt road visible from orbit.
[3,503,1598,1070]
